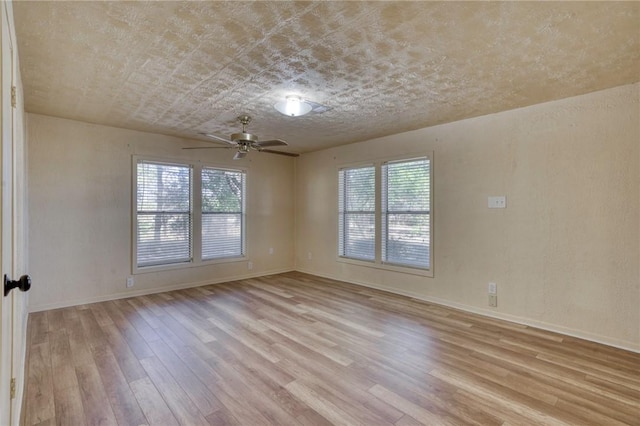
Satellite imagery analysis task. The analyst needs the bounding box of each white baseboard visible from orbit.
[28,268,295,313]
[294,268,640,354]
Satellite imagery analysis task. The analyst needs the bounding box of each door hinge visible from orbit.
[11,86,16,108]
[10,378,15,399]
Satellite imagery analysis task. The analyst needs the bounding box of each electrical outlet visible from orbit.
[126,276,134,288]
[489,294,498,307]
[248,261,253,270]
[488,196,507,209]
[269,247,274,255]
[307,252,312,260]
[488,282,497,295]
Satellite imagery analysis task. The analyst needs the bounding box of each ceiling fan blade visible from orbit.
[259,149,300,157]
[255,139,288,147]
[198,133,236,145]
[182,146,232,150]
[233,151,248,160]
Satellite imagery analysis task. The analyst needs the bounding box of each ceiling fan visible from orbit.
[184,115,299,160]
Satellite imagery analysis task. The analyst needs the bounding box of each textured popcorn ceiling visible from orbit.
[13,1,640,153]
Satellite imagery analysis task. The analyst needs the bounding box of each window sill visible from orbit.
[134,255,247,275]
[336,256,433,278]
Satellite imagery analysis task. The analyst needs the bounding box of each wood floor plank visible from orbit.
[88,302,114,327]
[75,362,118,426]
[154,325,224,383]
[52,385,86,426]
[146,338,222,416]
[48,329,78,393]
[273,344,400,425]
[205,408,241,426]
[90,343,148,425]
[99,322,147,382]
[24,342,55,426]
[369,384,455,426]
[207,314,281,363]
[46,309,66,333]
[29,311,49,345]
[260,318,353,366]
[213,332,295,388]
[22,272,640,426]
[285,380,364,426]
[352,358,502,426]
[429,368,580,425]
[65,309,94,368]
[129,376,180,426]
[108,299,158,357]
[202,341,302,425]
[140,356,210,426]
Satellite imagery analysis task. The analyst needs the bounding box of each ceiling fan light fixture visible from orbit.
[233,150,247,160]
[274,95,312,117]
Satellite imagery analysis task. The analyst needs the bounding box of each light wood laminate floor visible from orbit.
[23,272,640,425]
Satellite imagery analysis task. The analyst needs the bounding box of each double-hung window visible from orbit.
[136,161,192,268]
[201,167,246,259]
[338,155,432,275]
[338,166,376,260]
[134,158,246,271]
[382,158,431,269]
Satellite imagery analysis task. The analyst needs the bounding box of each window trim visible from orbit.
[132,156,248,274]
[336,153,434,278]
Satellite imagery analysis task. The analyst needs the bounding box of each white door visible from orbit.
[1,1,27,424]
[0,2,14,421]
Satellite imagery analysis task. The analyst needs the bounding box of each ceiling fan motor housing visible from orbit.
[231,132,258,143]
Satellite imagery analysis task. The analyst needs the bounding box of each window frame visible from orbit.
[132,156,247,274]
[336,153,433,278]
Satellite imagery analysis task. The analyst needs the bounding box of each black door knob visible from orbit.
[4,274,31,297]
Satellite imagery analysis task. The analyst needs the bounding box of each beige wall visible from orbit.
[295,84,640,351]
[27,84,640,351]
[27,114,295,311]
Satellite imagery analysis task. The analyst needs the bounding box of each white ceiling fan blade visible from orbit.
[198,132,236,145]
[259,149,299,157]
[255,139,287,147]
[256,139,288,148]
[182,146,232,150]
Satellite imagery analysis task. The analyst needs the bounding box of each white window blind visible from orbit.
[338,166,375,261]
[201,167,245,260]
[382,158,431,269]
[136,161,192,267]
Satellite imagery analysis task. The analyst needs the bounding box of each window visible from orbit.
[337,155,432,274]
[338,166,375,260]
[201,167,246,259]
[136,161,192,267]
[382,158,431,269]
[134,158,246,271]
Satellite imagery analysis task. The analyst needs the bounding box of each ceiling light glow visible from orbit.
[274,95,312,117]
